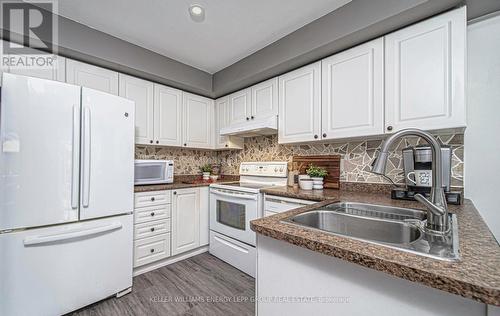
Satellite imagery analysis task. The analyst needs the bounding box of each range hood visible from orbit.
[220,115,277,137]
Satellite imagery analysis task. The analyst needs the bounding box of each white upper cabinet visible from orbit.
[321,38,384,139]
[278,62,321,144]
[251,77,278,119]
[384,7,466,133]
[215,97,229,148]
[154,84,183,147]
[66,59,119,95]
[119,74,154,145]
[171,188,200,256]
[183,92,214,149]
[228,88,251,125]
[215,97,244,150]
[9,55,66,82]
[1,41,65,83]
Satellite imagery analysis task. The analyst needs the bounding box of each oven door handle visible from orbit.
[211,190,257,201]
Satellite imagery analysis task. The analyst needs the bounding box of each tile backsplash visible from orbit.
[136,133,464,187]
[135,146,219,175]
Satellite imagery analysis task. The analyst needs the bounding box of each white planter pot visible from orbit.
[202,172,210,180]
[311,177,324,190]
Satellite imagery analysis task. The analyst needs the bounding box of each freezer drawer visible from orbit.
[134,233,171,267]
[134,204,171,224]
[134,190,171,208]
[0,214,133,316]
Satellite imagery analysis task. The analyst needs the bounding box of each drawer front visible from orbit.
[133,233,170,267]
[134,219,170,240]
[134,204,171,224]
[265,197,314,213]
[134,190,171,208]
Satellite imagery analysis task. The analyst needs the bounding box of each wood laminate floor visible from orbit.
[71,253,255,316]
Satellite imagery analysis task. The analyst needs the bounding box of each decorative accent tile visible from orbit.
[136,132,464,188]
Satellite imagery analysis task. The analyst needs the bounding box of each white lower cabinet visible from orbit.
[133,190,172,268]
[199,187,210,246]
[171,188,201,255]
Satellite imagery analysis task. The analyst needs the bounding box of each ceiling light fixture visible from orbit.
[189,4,205,22]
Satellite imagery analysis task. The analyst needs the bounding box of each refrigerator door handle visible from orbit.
[71,105,80,209]
[82,106,91,208]
[23,222,123,246]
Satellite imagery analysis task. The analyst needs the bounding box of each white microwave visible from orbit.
[134,160,174,185]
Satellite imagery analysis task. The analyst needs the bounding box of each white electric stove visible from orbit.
[209,162,288,277]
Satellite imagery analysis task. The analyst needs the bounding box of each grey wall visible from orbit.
[2,8,213,97]
[212,0,464,97]
[3,0,499,99]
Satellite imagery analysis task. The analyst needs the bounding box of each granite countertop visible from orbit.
[252,185,500,306]
[134,175,239,192]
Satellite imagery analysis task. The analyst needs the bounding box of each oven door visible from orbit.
[209,188,259,246]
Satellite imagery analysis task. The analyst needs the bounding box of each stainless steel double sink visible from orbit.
[283,202,459,261]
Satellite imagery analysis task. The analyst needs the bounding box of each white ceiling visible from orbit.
[56,0,351,73]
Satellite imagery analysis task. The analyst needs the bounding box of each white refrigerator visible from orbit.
[0,73,135,315]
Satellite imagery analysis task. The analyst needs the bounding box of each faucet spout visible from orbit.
[371,128,449,233]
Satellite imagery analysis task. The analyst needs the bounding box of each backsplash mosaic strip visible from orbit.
[135,146,219,175]
[136,133,464,187]
[218,133,464,187]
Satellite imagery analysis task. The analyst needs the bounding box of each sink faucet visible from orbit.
[371,128,449,233]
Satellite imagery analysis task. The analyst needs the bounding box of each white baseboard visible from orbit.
[133,245,209,276]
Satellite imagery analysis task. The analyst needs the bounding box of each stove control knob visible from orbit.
[274,168,278,172]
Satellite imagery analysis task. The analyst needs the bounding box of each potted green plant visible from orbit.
[306,164,328,190]
[200,164,212,180]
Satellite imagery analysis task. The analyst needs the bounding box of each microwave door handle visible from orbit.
[211,190,257,201]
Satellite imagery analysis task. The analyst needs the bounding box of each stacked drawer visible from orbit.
[133,190,172,268]
[264,195,315,217]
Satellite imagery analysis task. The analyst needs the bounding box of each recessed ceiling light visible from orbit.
[189,4,205,22]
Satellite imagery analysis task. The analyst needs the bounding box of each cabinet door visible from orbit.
[215,97,229,148]
[183,92,214,149]
[278,62,321,144]
[118,74,154,145]
[385,7,466,133]
[154,84,183,147]
[251,77,278,119]
[229,88,251,125]
[1,41,65,83]
[199,187,209,246]
[9,55,65,82]
[171,188,200,255]
[321,38,384,140]
[66,59,119,95]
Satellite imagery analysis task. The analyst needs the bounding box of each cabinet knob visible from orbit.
[150,212,155,217]
[150,249,155,253]
[387,126,393,131]
[173,191,177,195]
[150,197,155,201]
[150,140,153,144]
[246,117,249,121]
[322,133,327,138]
[251,116,254,120]
[156,140,159,144]
[184,143,187,146]
[150,227,155,232]
[314,134,318,139]
[225,144,228,147]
